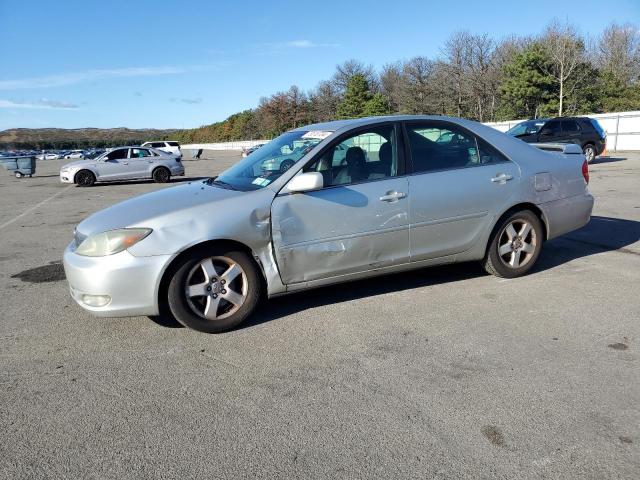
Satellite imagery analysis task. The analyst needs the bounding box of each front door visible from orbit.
[537,119,562,143]
[271,124,410,285]
[95,148,130,181]
[404,122,520,261]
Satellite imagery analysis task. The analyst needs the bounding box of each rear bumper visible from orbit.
[539,192,594,240]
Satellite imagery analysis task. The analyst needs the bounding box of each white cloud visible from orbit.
[0,65,205,90]
[0,98,79,109]
[283,40,340,48]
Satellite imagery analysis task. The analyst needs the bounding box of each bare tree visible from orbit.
[399,57,437,114]
[540,21,587,116]
[309,80,341,122]
[380,62,403,112]
[331,59,379,93]
[595,22,640,84]
[442,31,473,117]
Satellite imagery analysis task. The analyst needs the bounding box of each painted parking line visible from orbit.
[0,185,73,232]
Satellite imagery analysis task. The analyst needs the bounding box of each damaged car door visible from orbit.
[271,124,410,285]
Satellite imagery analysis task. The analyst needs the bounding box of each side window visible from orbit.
[106,148,128,161]
[167,141,180,147]
[561,120,580,133]
[130,148,151,158]
[303,125,397,187]
[476,138,509,165]
[151,142,164,148]
[540,121,561,136]
[406,123,479,174]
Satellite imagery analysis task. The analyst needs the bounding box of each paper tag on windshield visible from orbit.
[252,177,271,186]
[302,130,332,140]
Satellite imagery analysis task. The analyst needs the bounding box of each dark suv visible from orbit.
[506,117,606,162]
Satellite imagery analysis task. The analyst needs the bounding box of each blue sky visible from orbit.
[0,0,638,130]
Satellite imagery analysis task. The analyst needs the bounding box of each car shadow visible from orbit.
[148,215,640,331]
[91,176,208,187]
[591,155,627,165]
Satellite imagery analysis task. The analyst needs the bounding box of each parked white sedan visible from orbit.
[60,146,184,186]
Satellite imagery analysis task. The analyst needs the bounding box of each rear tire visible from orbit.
[167,247,262,333]
[152,167,170,183]
[483,210,543,278]
[583,144,596,163]
[14,171,22,178]
[75,170,95,187]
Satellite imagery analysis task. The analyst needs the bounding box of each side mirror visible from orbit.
[287,172,323,193]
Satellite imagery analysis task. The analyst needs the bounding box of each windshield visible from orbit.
[507,120,545,137]
[213,130,331,191]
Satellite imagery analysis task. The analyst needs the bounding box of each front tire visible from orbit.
[583,144,596,163]
[167,247,262,333]
[152,167,170,183]
[483,210,543,278]
[75,170,95,187]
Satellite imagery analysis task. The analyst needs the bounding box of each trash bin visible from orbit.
[0,156,36,178]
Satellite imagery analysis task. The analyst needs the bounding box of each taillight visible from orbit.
[582,160,589,184]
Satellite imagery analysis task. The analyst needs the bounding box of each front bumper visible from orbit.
[60,171,75,183]
[63,241,173,317]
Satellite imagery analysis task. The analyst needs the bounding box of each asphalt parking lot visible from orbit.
[1,151,639,479]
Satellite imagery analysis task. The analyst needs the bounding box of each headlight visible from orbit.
[75,228,152,257]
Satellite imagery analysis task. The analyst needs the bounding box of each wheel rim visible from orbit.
[497,219,537,269]
[585,147,595,162]
[184,256,248,321]
[78,172,91,185]
[280,161,293,173]
[156,169,169,181]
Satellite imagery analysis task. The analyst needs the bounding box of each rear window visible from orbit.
[561,120,581,133]
[167,141,180,147]
[589,119,606,138]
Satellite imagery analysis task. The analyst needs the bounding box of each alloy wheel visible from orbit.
[184,256,248,321]
[497,219,537,269]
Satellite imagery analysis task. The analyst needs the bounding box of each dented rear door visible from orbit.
[270,177,410,285]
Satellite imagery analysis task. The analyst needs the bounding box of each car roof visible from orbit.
[291,115,494,133]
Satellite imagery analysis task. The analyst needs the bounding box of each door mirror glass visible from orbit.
[287,172,323,193]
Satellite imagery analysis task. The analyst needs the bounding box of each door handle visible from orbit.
[491,173,513,183]
[379,191,407,202]
[122,162,129,165]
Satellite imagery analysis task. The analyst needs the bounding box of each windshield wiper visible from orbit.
[206,177,237,190]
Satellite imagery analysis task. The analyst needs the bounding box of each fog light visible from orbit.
[81,294,111,307]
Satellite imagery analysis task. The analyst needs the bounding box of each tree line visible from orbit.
[174,21,640,144]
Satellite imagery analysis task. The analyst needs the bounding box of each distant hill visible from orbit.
[0,127,180,149]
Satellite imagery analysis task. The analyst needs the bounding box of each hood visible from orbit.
[76,180,243,237]
[62,159,94,169]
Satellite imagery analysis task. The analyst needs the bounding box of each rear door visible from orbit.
[128,148,154,178]
[270,123,410,284]
[560,119,582,145]
[404,121,520,261]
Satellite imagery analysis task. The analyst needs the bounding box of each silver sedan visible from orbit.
[63,116,594,333]
[60,146,185,186]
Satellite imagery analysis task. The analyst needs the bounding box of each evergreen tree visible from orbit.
[336,74,372,119]
[363,92,391,117]
[498,43,555,119]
